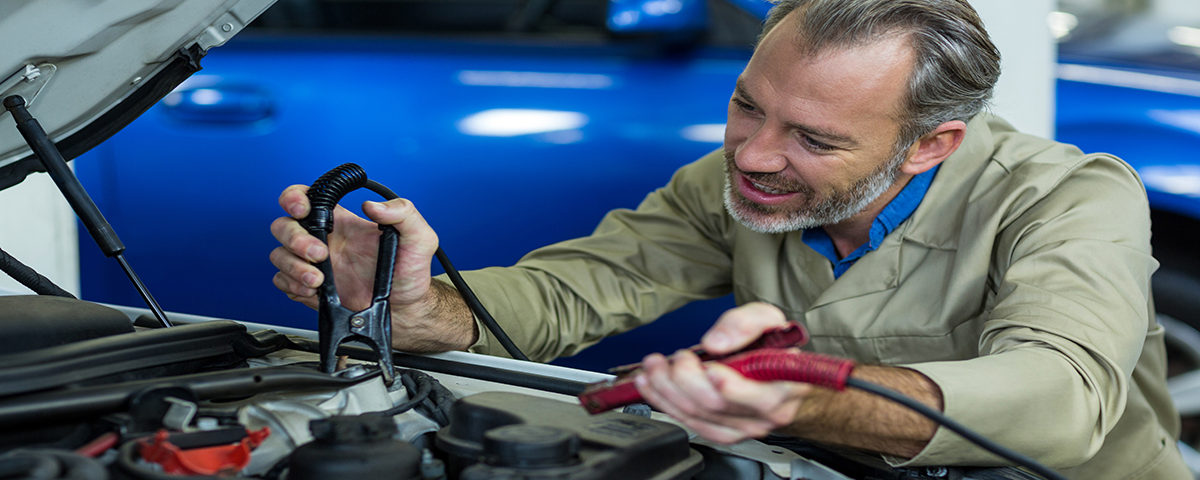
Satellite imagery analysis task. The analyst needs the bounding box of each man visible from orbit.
[270,0,1188,477]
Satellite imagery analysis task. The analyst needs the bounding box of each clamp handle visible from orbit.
[607,322,809,375]
[303,163,397,385]
[579,349,855,414]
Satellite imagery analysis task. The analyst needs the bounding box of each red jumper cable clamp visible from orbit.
[578,322,856,414]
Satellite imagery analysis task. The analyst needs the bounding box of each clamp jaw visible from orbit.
[309,225,398,386]
[301,163,398,385]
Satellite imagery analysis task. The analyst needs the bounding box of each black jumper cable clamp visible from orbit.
[301,163,398,385]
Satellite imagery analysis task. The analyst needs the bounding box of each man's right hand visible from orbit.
[269,185,477,352]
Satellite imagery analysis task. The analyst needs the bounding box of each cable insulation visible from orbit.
[364,179,529,361]
[846,377,1066,480]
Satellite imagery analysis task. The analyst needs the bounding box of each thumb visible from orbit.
[701,302,789,354]
[362,198,438,251]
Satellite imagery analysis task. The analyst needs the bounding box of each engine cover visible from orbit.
[436,391,703,480]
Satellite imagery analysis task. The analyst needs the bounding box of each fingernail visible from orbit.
[306,245,324,261]
[706,333,730,351]
[288,203,305,217]
[302,272,319,288]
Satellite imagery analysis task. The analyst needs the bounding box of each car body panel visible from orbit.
[75,33,746,369]
[1056,60,1200,221]
[72,1,1200,371]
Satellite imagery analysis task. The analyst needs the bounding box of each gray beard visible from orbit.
[722,149,906,234]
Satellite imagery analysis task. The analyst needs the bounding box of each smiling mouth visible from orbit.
[749,181,791,195]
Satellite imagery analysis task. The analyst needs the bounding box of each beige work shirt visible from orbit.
[454,114,1188,478]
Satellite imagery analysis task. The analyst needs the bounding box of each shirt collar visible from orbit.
[802,165,941,278]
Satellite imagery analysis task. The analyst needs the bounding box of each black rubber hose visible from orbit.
[845,378,1066,480]
[0,246,75,298]
[0,449,108,480]
[380,371,432,417]
[302,163,368,236]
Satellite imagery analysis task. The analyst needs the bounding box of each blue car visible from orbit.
[74,0,1200,375]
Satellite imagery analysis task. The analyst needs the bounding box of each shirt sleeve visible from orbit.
[449,150,736,362]
[894,153,1157,468]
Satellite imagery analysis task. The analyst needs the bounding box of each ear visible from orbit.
[899,120,967,176]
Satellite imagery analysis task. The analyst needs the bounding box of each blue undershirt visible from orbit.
[801,165,940,278]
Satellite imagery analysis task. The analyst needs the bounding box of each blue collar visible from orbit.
[802,165,940,278]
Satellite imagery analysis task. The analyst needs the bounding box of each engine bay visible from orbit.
[0,299,812,479]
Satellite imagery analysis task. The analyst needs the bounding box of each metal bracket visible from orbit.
[0,64,56,111]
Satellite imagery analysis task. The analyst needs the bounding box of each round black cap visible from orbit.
[483,425,580,468]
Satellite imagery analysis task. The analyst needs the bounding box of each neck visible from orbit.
[821,174,913,258]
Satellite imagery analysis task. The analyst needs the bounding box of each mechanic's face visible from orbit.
[723,13,916,233]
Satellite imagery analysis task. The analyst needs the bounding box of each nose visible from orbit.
[731,123,789,174]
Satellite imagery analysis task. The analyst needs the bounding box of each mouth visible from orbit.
[748,180,791,195]
[736,173,803,206]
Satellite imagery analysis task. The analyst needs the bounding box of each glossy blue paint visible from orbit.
[74,33,747,370]
[1055,60,1200,220]
[72,1,1200,372]
[725,0,773,19]
[607,0,707,34]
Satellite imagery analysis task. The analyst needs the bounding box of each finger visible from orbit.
[271,269,317,298]
[707,363,810,427]
[270,216,327,263]
[637,353,705,417]
[279,185,311,219]
[269,246,323,289]
[636,356,781,444]
[701,302,790,354]
[665,350,728,413]
[362,199,439,303]
[273,272,318,309]
[362,199,439,257]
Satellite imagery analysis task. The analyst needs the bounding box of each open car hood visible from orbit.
[0,0,275,190]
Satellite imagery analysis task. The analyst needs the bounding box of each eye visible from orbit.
[732,98,759,115]
[800,134,835,153]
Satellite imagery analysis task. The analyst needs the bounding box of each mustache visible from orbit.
[722,152,807,192]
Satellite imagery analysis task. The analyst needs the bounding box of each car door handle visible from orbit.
[160,85,273,124]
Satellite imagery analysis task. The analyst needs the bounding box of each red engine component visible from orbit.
[139,427,270,476]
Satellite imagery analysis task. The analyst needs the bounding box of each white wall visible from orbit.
[0,171,79,295]
[973,0,1058,138]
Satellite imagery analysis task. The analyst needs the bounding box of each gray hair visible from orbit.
[761,0,1001,152]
